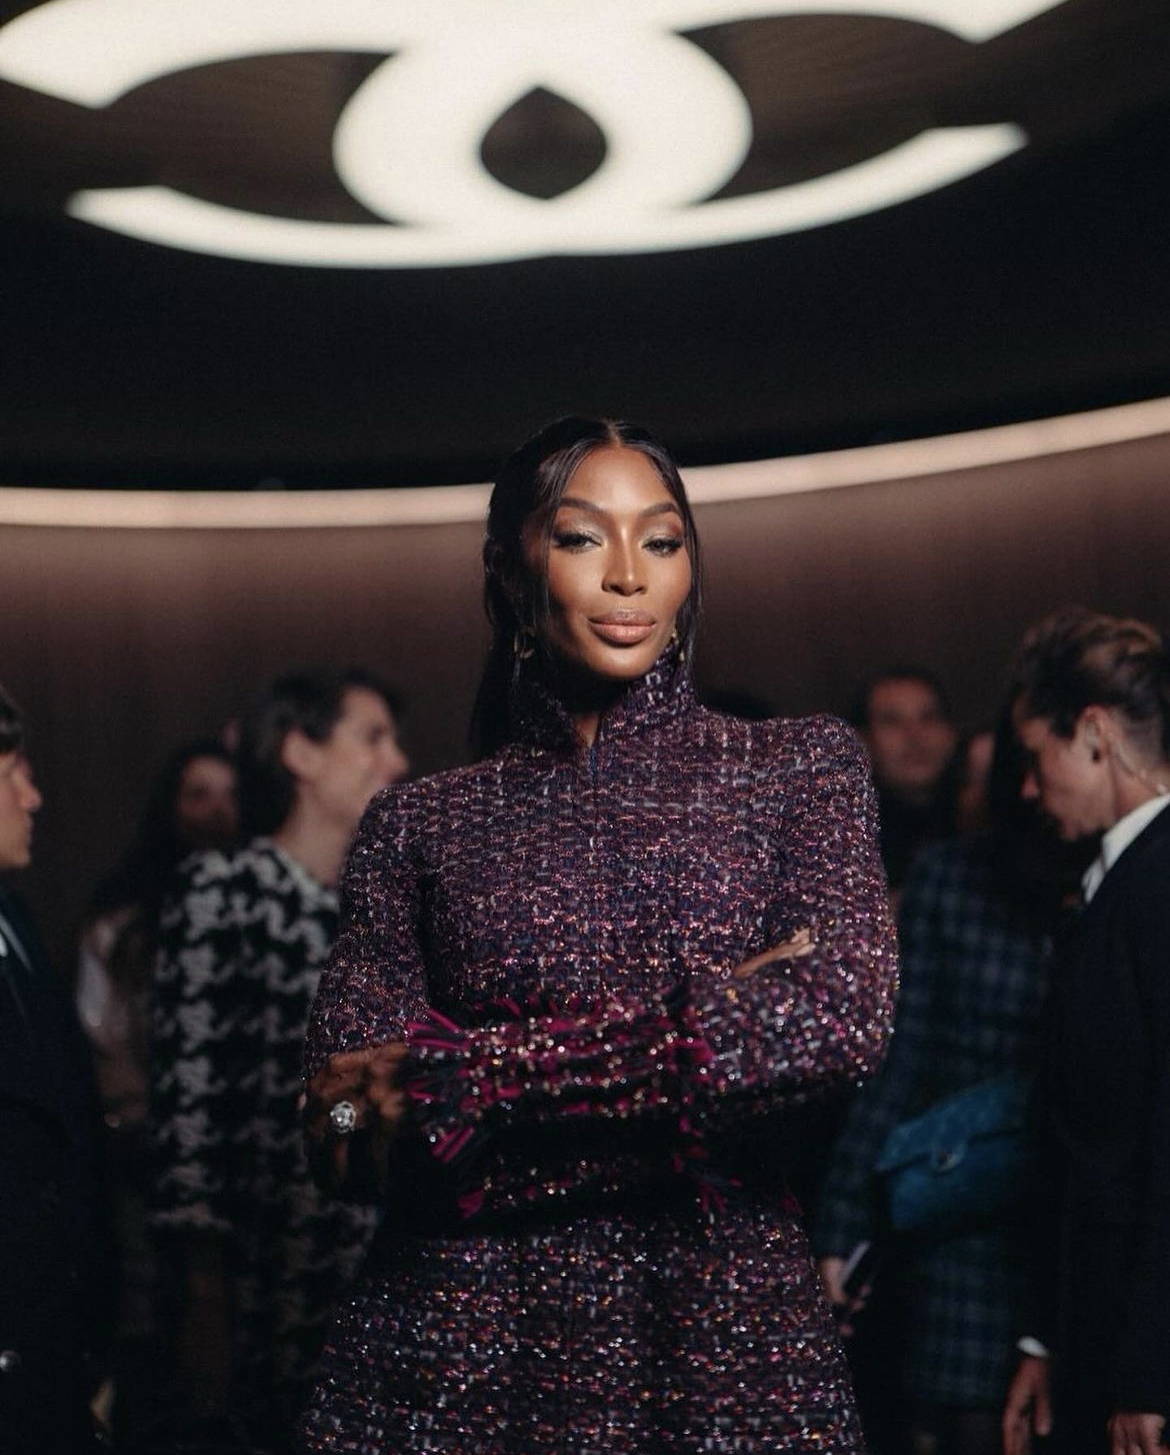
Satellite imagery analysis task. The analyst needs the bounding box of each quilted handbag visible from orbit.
[875,1075,1029,1234]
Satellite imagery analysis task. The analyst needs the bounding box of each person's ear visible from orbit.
[1078,706,1110,763]
[280,728,321,785]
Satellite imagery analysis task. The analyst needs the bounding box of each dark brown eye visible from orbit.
[551,529,597,550]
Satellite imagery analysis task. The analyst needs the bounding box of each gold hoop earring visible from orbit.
[670,625,686,663]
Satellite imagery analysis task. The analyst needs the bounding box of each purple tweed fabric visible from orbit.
[301,655,896,1453]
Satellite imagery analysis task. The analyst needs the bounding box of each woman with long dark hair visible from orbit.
[76,740,239,1440]
[79,739,239,1140]
[300,418,897,1453]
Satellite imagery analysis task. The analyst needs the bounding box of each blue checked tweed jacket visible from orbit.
[813,836,1055,1406]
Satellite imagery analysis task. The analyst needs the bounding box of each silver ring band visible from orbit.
[329,1099,358,1136]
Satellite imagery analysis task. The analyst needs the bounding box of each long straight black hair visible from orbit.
[471,417,703,758]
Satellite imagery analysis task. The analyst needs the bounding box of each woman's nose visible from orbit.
[604,543,645,594]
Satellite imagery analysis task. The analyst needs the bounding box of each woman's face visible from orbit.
[175,755,239,852]
[523,446,693,685]
[1015,709,1113,840]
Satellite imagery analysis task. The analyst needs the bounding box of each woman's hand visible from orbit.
[1002,1355,1053,1455]
[817,1255,870,1338]
[731,928,815,980]
[1109,1411,1169,1455]
[302,1043,411,1196]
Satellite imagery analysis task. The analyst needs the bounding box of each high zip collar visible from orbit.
[509,649,695,755]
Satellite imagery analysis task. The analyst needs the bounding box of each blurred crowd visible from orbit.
[2,610,1167,1454]
[2,669,409,1455]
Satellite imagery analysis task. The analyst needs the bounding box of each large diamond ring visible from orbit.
[329,1099,358,1135]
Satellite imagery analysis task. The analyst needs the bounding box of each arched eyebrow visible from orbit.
[557,496,682,521]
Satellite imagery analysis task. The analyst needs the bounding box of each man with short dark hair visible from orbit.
[853,667,960,896]
[1003,610,1170,1455]
[0,683,109,1453]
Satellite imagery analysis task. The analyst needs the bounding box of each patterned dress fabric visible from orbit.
[150,840,377,1431]
[814,838,1053,1407]
[301,656,897,1454]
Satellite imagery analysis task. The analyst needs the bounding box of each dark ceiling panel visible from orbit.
[1,0,1169,486]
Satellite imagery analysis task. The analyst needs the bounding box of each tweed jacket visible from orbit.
[814,837,1053,1405]
[301,657,898,1454]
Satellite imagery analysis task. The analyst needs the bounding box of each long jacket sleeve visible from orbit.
[150,849,246,1235]
[306,663,897,1222]
[1109,875,1170,1410]
[813,852,941,1256]
[151,843,340,1237]
[1044,810,1170,1416]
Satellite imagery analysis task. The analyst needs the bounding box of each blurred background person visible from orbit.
[148,669,407,1454]
[815,711,1085,1455]
[956,728,996,838]
[0,682,111,1454]
[75,737,239,1442]
[853,667,960,903]
[814,662,960,1446]
[1003,609,1170,1455]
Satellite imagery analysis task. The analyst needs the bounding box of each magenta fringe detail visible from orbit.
[403,994,726,1219]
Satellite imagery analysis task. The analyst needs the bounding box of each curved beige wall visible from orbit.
[3,419,1170,957]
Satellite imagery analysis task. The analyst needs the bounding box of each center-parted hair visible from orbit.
[1010,606,1170,757]
[472,416,703,757]
[88,737,238,921]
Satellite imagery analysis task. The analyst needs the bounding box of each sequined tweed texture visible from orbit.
[302,656,896,1453]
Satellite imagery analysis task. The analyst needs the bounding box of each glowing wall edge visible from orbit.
[2,396,1170,530]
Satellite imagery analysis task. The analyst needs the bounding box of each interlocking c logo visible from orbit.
[0,0,1064,267]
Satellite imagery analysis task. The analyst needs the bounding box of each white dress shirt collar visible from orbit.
[1081,793,1170,904]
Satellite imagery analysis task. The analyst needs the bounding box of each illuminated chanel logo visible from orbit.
[0,0,1062,267]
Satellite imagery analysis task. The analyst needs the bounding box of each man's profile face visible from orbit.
[0,751,42,871]
[865,678,957,799]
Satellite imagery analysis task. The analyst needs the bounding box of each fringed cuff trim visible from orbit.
[404,994,726,1218]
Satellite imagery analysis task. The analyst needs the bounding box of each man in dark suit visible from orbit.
[1003,609,1170,1455]
[0,682,109,1452]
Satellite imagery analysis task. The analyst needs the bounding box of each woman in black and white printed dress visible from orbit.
[150,669,408,1452]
